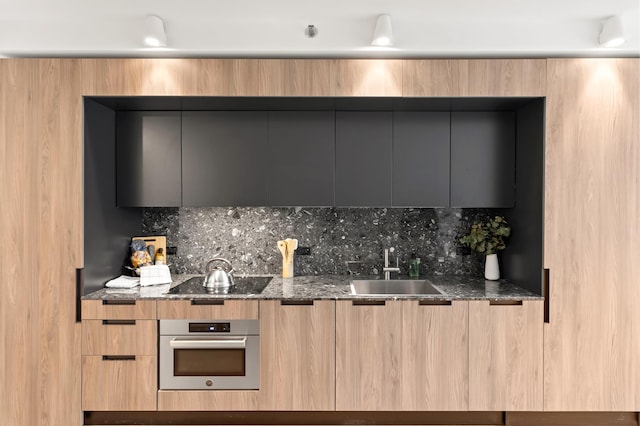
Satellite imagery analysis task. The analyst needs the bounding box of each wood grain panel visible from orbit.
[157,299,258,319]
[469,300,543,411]
[0,58,39,426]
[158,390,258,411]
[35,58,84,426]
[182,59,259,96]
[259,59,332,96]
[82,299,156,319]
[402,59,546,97]
[543,58,640,410]
[336,300,468,411]
[401,300,468,410]
[81,58,186,96]
[1,59,84,426]
[259,300,335,410]
[82,355,157,411]
[82,320,157,355]
[333,59,402,96]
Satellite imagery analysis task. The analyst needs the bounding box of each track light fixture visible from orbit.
[599,15,625,47]
[144,15,167,47]
[371,14,393,47]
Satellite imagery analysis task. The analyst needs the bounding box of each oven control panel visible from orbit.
[189,322,231,333]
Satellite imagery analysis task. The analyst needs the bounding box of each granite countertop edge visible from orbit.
[83,274,543,301]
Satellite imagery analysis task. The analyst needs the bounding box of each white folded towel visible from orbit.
[105,275,140,288]
[139,265,172,286]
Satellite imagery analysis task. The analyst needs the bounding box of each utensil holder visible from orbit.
[282,260,294,278]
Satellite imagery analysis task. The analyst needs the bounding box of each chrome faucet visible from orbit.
[383,247,400,280]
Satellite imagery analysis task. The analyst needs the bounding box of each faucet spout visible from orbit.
[383,247,400,280]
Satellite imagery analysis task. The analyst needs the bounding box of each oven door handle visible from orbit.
[169,338,247,349]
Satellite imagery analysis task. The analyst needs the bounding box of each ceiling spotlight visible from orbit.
[304,25,319,38]
[599,15,625,47]
[144,15,167,47]
[371,14,393,47]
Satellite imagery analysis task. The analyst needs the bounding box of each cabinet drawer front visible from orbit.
[82,299,156,319]
[157,300,259,319]
[158,390,258,411]
[82,355,157,411]
[82,319,157,355]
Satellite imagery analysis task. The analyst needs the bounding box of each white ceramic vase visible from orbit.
[484,253,500,280]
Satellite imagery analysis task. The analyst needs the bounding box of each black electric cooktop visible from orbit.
[167,276,273,295]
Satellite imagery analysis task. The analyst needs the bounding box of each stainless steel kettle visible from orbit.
[203,258,235,289]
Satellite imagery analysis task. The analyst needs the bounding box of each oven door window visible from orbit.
[174,348,246,376]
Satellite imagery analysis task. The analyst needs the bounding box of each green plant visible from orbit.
[459,216,511,255]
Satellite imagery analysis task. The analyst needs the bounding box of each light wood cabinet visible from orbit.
[469,300,543,411]
[82,299,157,320]
[81,300,158,411]
[336,300,468,411]
[158,390,258,411]
[82,356,157,411]
[333,59,403,96]
[182,59,259,96]
[402,59,546,97]
[157,299,259,319]
[259,300,335,410]
[82,320,157,356]
[259,59,332,96]
[81,58,186,96]
[543,58,640,411]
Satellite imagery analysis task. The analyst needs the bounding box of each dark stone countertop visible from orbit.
[82,274,542,301]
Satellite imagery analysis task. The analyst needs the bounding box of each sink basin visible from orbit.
[350,279,444,296]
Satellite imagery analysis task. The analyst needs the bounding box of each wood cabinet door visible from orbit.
[267,111,335,206]
[82,356,157,411]
[156,299,259,319]
[182,111,269,206]
[469,300,543,411]
[259,300,335,410]
[116,110,182,207]
[402,59,546,97]
[336,300,468,411]
[450,111,516,207]
[543,58,640,411]
[0,59,84,426]
[392,112,451,207]
[333,60,403,96]
[259,59,332,96]
[335,111,393,207]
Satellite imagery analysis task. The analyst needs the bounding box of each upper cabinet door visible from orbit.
[392,112,450,207]
[333,60,402,96]
[258,60,332,96]
[402,59,546,97]
[116,111,182,207]
[335,112,392,207]
[450,111,515,208]
[182,111,269,206]
[268,111,335,206]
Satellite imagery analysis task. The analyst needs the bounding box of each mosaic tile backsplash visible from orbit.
[142,207,489,277]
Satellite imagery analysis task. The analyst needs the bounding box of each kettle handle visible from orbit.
[205,258,234,274]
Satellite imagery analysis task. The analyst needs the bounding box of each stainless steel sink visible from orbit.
[350,279,444,296]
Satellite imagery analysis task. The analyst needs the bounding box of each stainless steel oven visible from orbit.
[159,319,259,390]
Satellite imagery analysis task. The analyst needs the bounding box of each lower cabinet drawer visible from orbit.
[82,319,157,355]
[82,355,157,411]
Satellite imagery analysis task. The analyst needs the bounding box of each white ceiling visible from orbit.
[0,0,638,58]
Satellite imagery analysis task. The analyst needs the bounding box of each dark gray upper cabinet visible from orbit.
[335,111,393,207]
[181,111,269,206]
[392,112,451,207]
[267,111,335,206]
[116,111,182,207]
[450,112,516,208]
